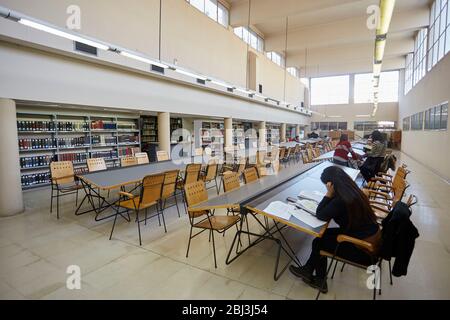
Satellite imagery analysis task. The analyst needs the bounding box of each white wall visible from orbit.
[0,0,305,105]
[399,54,450,181]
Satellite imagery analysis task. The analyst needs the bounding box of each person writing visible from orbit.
[332,134,359,167]
[289,166,381,293]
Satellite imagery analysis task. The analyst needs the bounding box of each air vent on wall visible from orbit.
[227,88,234,92]
[74,41,98,56]
[151,64,165,74]
[197,79,206,85]
[259,84,263,94]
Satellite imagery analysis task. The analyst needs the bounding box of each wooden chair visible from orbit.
[110,173,166,246]
[365,178,409,220]
[222,171,241,193]
[135,152,150,165]
[243,167,259,184]
[200,160,220,194]
[156,150,170,162]
[120,155,138,167]
[87,157,110,198]
[177,163,202,211]
[184,181,240,268]
[87,158,107,172]
[161,170,181,217]
[301,150,310,164]
[50,161,83,219]
[316,229,382,300]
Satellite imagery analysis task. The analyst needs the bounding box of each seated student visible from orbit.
[295,135,300,142]
[289,166,380,293]
[332,134,360,167]
[310,131,319,139]
[360,130,387,182]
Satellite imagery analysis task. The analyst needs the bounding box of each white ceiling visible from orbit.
[229,0,433,77]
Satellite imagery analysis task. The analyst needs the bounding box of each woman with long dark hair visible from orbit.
[290,166,380,293]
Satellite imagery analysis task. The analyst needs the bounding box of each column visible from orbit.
[259,121,266,147]
[158,112,171,158]
[0,98,24,216]
[296,124,301,137]
[280,123,287,142]
[224,117,233,147]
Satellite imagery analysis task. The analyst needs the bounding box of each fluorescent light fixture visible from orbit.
[19,18,110,50]
[119,51,168,69]
[373,63,382,75]
[374,40,386,64]
[235,87,252,94]
[356,114,371,117]
[378,121,395,126]
[175,68,207,81]
[328,115,343,118]
[377,0,396,35]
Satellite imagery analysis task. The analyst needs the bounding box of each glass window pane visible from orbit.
[242,27,249,43]
[439,34,445,60]
[434,106,441,129]
[446,28,450,54]
[250,32,257,49]
[191,0,205,12]
[441,103,448,130]
[205,0,217,21]
[320,122,329,130]
[311,75,350,105]
[218,3,229,27]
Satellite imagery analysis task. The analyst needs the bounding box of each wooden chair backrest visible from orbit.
[392,178,408,204]
[306,148,315,162]
[156,150,170,162]
[279,147,286,160]
[243,167,259,184]
[256,151,267,166]
[184,181,208,214]
[50,161,75,185]
[236,157,247,174]
[135,152,150,164]
[121,156,138,167]
[140,173,165,206]
[87,158,107,172]
[301,150,310,163]
[223,172,241,193]
[162,170,179,199]
[184,163,202,184]
[204,161,218,181]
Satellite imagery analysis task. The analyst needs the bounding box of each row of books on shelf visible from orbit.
[21,172,51,187]
[59,153,89,163]
[58,137,89,148]
[55,122,89,131]
[17,121,56,132]
[91,135,117,145]
[91,120,116,130]
[20,155,57,169]
[19,138,57,150]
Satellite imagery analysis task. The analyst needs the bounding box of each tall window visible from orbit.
[287,67,300,78]
[413,28,428,86]
[354,71,399,103]
[404,53,414,95]
[428,0,449,71]
[311,75,350,105]
[234,27,264,52]
[186,0,229,27]
[266,51,285,67]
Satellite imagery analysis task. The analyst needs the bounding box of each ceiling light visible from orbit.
[19,18,110,50]
[356,114,371,117]
[373,63,382,75]
[175,68,207,81]
[209,79,233,89]
[377,0,396,36]
[119,51,168,69]
[235,88,252,94]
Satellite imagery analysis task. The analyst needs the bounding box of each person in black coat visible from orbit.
[289,166,380,293]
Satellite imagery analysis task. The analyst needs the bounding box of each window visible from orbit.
[403,117,410,131]
[186,0,229,27]
[234,26,264,52]
[354,121,396,132]
[266,51,285,67]
[311,75,350,105]
[311,122,348,131]
[404,53,414,95]
[428,0,449,71]
[413,28,428,86]
[287,67,300,78]
[411,112,424,130]
[354,71,399,103]
[424,102,449,130]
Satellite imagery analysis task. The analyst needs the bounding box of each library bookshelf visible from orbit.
[17,112,141,190]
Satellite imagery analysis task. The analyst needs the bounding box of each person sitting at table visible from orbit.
[360,130,387,182]
[309,131,319,139]
[332,134,359,167]
[289,166,380,293]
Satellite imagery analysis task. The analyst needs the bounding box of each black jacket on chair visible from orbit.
[360,157,384,182]
[380,202,419,277]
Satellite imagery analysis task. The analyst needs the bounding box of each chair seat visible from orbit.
[194,215,240,230]
[58,183,83,192]
[116,197,157,210]
[319,250,372,269]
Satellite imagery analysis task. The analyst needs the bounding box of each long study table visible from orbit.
[313,148,366,161]
[189,161,360,280]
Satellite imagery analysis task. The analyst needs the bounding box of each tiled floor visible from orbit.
[1,152,450,300]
